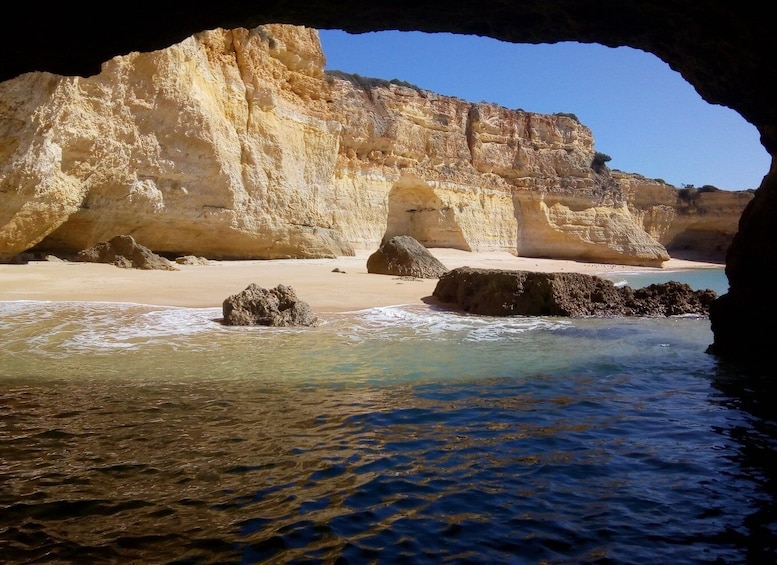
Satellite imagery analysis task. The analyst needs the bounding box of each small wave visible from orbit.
[331,304,571,343]
[0,300,228,354]
[62,305,227,352]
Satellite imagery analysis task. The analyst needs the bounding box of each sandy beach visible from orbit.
[0,249,723,312]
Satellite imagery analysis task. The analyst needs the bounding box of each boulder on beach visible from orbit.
[222,283,319,327]
[366,235,449,279]
[432,266,716,317]
[175,255,211,266]
[75,235,178,270]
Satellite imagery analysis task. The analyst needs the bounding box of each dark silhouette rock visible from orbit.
[624,281,717,317]
[222,283,318,326]
[366,235,448,279]
[76,235,178,270]
[433,267,716,317]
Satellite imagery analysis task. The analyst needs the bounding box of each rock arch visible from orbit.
[383,175,470,251]
[2,2,775,369]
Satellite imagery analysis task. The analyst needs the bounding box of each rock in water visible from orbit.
[433,267,716,317]
[76,235,178,270]
[366,235,449,279]
[624,281,717,317]
[222,283,318,326]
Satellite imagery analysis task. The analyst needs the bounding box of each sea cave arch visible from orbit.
[2,2,776,369]
[384,175,470,251]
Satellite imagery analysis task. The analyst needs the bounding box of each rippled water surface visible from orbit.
[1,291,776,563]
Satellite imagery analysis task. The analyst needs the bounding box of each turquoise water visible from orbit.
[604,266,729,296]
[2,268,776,563]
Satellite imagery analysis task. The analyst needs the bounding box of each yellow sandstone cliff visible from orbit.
[0,24,752,265]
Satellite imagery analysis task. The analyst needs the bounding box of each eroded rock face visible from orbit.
[707,170,777,368]
[1,26,353,261]
[222,283,318,326]
[1,24,744,268]
[618,174,756,262]
[366,235,449,279]
[433,267,716,317]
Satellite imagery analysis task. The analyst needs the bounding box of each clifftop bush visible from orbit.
[591,152,612,172]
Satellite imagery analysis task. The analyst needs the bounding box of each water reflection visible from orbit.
[709,366,777,564]
[1,301,776,562]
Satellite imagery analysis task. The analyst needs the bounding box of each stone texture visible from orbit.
[222,283,318,326]
[75,235,178,270]
[1,25,746,269]
[618,174,756,262]
[433,267,717,317]
[366,235,449,279]
[1,26,353,261]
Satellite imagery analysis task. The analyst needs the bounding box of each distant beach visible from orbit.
[0,249,723,312]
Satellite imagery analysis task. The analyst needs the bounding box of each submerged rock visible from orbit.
[366,235,449,279]
[75,235,178,270]
[433,267,716,317]
[222,283,318,327]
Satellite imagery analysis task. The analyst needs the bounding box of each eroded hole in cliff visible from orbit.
[383,175,470,250]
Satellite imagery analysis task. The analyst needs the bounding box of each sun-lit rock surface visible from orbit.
[617,173,755,262]
[0,25,748,268]
[1,26,350,260]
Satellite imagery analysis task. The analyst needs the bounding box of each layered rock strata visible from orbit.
[618,174,755,262]
[0,25,748,268]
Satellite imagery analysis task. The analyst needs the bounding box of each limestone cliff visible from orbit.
[0,24,750,266]
[1,25,348,260]
[616,173,755,262]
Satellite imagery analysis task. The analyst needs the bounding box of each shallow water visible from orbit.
[1,268,776,564]
[604,266,729,296]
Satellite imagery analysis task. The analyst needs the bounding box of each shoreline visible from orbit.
[0,249,724,313]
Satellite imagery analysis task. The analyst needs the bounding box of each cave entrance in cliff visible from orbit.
[383,175,470,250]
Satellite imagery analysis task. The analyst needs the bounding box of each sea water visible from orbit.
[2,268,776,564]
[604,267,730,297]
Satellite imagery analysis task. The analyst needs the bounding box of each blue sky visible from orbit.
[318,29,768,192]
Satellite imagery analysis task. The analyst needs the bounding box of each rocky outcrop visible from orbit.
[222,283,318,326]
[617,174,756,262]
[366,235,449,278]
[75,235,178,270]
[1,25,746,268]
[433,267,717,317]
[0,26,353,261]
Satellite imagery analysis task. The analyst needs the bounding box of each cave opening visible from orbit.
[383,175,470,251]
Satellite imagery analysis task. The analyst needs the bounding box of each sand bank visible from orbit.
[0,249,723,312]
